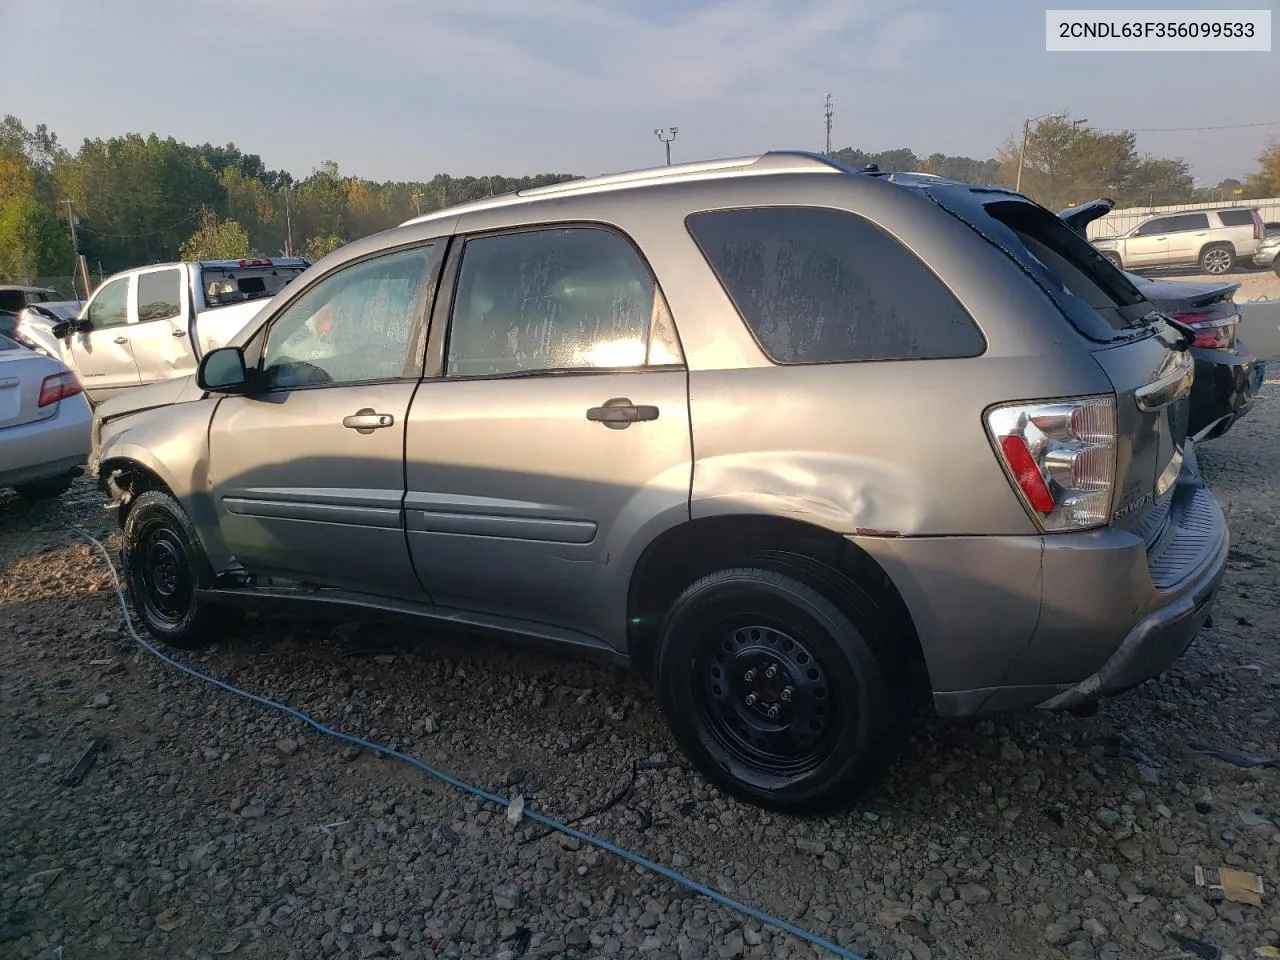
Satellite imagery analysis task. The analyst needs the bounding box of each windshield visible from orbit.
[926,188,1152,341]
[199,264,307,309]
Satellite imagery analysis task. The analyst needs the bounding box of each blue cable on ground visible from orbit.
[69,524,865,960]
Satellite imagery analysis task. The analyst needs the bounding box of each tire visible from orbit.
[1273,258,1280,280]
[655,566,895,813]
[122,489,229,648]
[1101,251,1123,270]
[13,474,75,501]
[1199,244,1235,275]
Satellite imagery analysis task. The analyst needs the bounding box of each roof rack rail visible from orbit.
[515,150,849,200]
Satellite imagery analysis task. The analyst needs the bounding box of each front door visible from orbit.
[127,265,197,385]
[69,274,141,402]
[405,225,693,646]
[207,242,441,596]
[1124,217,1172,267]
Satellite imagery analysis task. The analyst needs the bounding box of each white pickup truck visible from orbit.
[51,257,310,405]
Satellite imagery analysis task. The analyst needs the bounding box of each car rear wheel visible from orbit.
[1200,245,1235,275]
[655,566,896,813]
[123,490,231,648]
[13,474,75,501]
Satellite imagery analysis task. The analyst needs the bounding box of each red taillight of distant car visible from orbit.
[1174,307,1238,350]
[37,371,83,407]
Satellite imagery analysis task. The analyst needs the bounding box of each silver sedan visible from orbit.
[0,334,91,500]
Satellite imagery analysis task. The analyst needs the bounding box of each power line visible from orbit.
[1095,120,1278,133]
[76,208,204,240]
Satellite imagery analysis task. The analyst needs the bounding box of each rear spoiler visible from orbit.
[1058,198,1115,235]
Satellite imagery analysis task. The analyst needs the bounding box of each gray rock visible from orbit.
[277,738,298,756]
[958,884,991,905]
[1000,741,1026,763]
[1137,928,1166,951]
[492,884,520,910]
[1096,808,1121,828]
[92,693,111,708]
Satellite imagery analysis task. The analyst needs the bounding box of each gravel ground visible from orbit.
[2,382,1280,960]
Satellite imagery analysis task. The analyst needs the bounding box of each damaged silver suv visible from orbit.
[91,152,1228,812]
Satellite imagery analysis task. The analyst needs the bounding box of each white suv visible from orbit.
[1093,207,1264,275]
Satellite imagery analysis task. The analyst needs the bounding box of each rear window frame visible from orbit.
[684,204,989,367]
[921,187,1154,344]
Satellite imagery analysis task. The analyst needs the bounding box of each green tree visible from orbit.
[0,196,74,282]
[304,233,345,260]
[179,211,250,260]
[1246,140,1280,197]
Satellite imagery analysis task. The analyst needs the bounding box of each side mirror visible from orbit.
[51,320,72,339]
[197,346,249,393]
[76,318,93,333]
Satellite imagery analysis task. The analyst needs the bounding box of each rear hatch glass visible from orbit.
[199,263,307,310]
[922,186,1190,541]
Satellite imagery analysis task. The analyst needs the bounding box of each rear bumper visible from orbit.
[1189,343,1260,440]
[0,395,92,488]
[852,458,1228,717]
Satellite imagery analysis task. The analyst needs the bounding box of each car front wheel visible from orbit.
[123,489,229,648]
[655,566,896,813]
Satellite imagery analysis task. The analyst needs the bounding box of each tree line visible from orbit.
[1,111,1278,291]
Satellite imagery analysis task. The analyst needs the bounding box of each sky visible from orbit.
[4,0,1277,185]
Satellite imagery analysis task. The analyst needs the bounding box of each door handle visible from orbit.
[586,397,659,430]
[342,409,395,434]
[113,336,129,345]
[172,329,186,337]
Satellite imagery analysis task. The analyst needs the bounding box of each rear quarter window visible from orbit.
[685,206,986,364]
[1216,209,1255,227]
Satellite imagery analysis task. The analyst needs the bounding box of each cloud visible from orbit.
[200,0,943,108]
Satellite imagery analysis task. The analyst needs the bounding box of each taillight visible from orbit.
[1253,211,1263,241]
[986,396,1117,531]
[37,371,83,407]
[1174,309,1237,349]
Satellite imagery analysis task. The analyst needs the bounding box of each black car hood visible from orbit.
[1058,198,1115,235]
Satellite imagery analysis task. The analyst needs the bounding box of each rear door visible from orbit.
[403,224,692,646]
[127,266,197,385]
[1163,212,1211,264]
[67,274,141,401]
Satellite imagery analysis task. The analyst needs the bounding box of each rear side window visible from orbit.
[446,227,683,377]
[1163,213,1210,232]
[1216,209,1254,227]
[137,269,182,322]
[686,207,985,364]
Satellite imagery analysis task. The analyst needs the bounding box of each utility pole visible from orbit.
[60,199,91,300]
[411,191,422,217]
[824,93,834,156]
[283,188,294,257]
[654,127,678,166]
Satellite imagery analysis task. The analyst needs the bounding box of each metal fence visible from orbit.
[1086,197,1280,239]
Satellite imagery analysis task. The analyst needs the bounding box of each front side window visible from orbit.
[687,206,985,364]
[1134,217,1173,237]
[136,269,182,323]
[445,227,681,378]
[260,245,434,389]
[87,277,130,330]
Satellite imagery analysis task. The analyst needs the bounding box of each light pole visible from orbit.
[654,127,678,166]
[1015,113,1086,193]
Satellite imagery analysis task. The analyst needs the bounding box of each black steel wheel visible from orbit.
[123,490,229,648]
[656,566,895,812]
